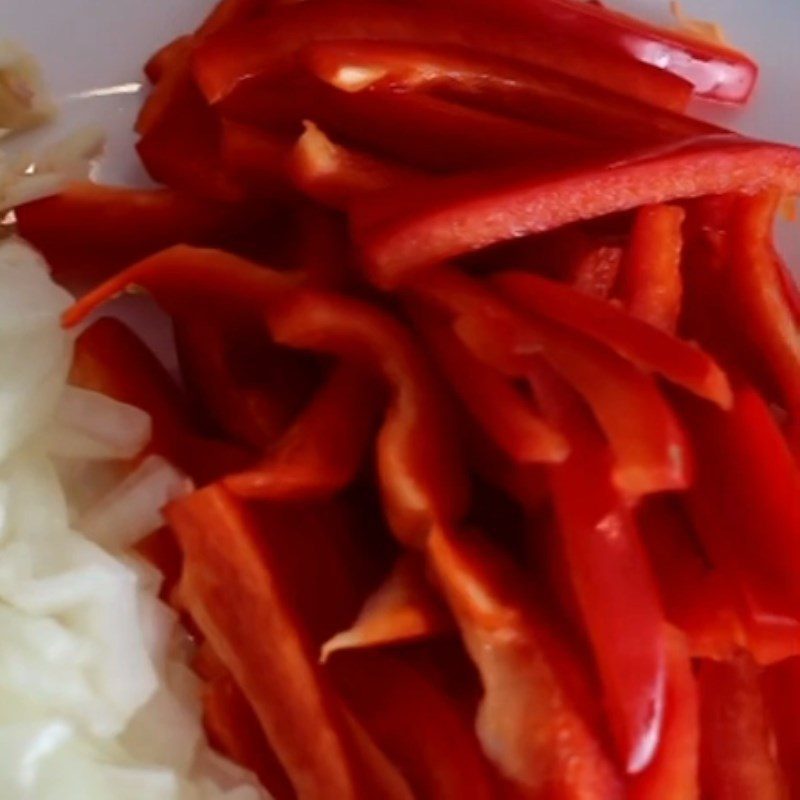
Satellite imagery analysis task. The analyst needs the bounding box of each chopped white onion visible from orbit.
[46,386,152,462]
[0,238,268,798]
[79,454,191,550]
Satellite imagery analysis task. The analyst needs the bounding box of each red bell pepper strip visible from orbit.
[622,204,685,333]
[568,243,623,299]
[491,269,731,407]
[418,269,690,496]
[287,122,421,210]
[173,318,321,450]
[71,317,249,483]
[289,200,352,289]
[727,189,800,426]
[303,39,718,144]
[427,525,623,798]
[352,137,800,287]
[195,0,269,38]
[629,627,699,800]
[135,528,183,601]
[220,120,290,196]
[144,35,192,83]
[15,182,254,282]
[328,650,498,800]
[203,673,296,800]
[63,245,297,328]
[224,362,383,499]
[415,0,757,103]
[136,75,245,202]
[413,309,569,464]
[308,85,591,173]
[680,385,800,620]
[191,0,690,111]
[265,290,469,547]
[762,657,800,797]
[167,485,414,800]
[322,554,452,661]
[532,363,668,774]
[698,654,788,799]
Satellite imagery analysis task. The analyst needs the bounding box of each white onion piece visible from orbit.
[46,386,152,462]
[79,455,191,550]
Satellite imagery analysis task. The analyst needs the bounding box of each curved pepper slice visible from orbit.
[15,182,253,281]
[63,244,297,328]
[621,204,685,333]
[414,309,568,464]
[568,242,623,299]
[680,385,800,620]
[727,190,800,426]
[532,363,667,774]
[225,361,383,499]
[203,673,295,800]
[491,269,731,407]
[352,137,800,286]
[629,627,699,800]
[419,270,690,496]
[415,0,757,103]
[191,0,689,110]
[763,657,800,798]
[427,525,623,798]
[698,654,788,799]
[220,120,290,196]
[322,554,452,661]
[265,290,469,546]
[304,39,718,144]
[328,650,498,800]
[167,485,414,800]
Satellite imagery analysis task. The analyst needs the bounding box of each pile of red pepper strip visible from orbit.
[15,0,800,796]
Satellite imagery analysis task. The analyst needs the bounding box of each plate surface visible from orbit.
[1,0,799,256]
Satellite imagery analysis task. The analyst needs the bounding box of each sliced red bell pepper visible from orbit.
[264,290,469,546]
[307,85,591,173]
[629,627,699,800]
[289,200,352,289]
[195,0,269,38]
[144,35,192,83]
[322,554,452,660]
[191,0,690,111]
[762,657,800,797]
[328,649,498,800]
[568,243,623,299]
[698,654,788,799]
[15,182,253,282]
[173,318,322,450]
[71,317,249,483]
[303,39,718,144]
[287,121,421,209]
[532,363,667,774]
[418,270,690,496]
[679,385,800,620]
[167,485,414,799]
[491,269,731,407]
[224,362,383,499]
[203,673,296,800]
[427,525,623,798]
[135,527,183,601]
[63,245,297,328]
[352,137,800,287]
[621,204,685,333]
[414,0,757,103]
[137,35,244,202]
[220,119,290,196]
[413,308,569,465]
[727,189,800,425]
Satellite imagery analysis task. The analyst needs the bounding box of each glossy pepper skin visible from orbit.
[353,138,800,287]
[412,0,757,103]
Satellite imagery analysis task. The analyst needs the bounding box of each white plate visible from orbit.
[1,0,799,258]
